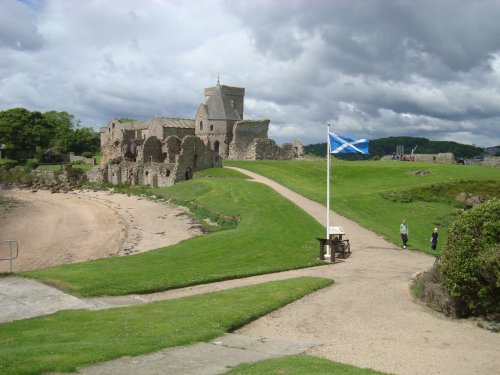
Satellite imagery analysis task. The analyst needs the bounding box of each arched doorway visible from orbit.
[185,167,193,180]
[142,136,163,162]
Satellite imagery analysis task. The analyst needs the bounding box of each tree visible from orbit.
[0,108,55,159]
[63,127,100,155]
[43,111,76,152]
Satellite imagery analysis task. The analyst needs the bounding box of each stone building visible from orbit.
[92,83,304,187]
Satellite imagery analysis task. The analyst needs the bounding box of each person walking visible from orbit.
[430,227,439,250]
[400,219,409,248]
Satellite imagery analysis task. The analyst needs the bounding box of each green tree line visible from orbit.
[0,108,100,160]
[305,136,485,159]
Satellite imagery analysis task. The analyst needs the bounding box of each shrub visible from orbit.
[25,159,39,170]
[81,151,94,158]
[440,199,500,317]
[412,259,458,317]
[0,166,33,185]
[0,159,18,170]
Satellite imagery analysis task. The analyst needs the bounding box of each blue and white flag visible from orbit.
[328,132,369,155]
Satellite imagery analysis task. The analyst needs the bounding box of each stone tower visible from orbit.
[195,83,245,158]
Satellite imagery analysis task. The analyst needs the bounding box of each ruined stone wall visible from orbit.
[162,127,194,140]
[228,120,270,160]
[93,135,221,188]
[175,135,221,181]
[381,153,455,163]
[228,138,296,160]
[69,153,95,165]
[293,140,305,158]
[96,161,178,188]
[482,156,500,167]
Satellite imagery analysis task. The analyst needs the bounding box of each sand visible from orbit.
[0,189,203,273]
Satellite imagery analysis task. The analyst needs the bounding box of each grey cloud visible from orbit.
[0,0,44,50]
[1,0,499,149]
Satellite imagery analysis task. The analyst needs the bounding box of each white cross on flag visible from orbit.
[328,132,369,154]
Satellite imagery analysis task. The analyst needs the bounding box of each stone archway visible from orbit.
[185,167,193,180]
[143,136,163,163]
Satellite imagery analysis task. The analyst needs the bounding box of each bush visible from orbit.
[25,159,39,170]
[81,151,94,158]
[0,166,33,185]
[412,259,458,317]
[440,199,500,317]
[0,159,18,170]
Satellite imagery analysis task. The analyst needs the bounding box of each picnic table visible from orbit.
[317,226,351,262]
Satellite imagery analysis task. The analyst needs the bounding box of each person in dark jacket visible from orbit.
[430,227,439,250]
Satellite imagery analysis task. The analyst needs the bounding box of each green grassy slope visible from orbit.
[225,160,500,254]
[22,171,325,296]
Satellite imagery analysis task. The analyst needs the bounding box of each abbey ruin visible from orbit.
[89,83,304,187]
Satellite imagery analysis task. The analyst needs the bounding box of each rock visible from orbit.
[466,195,481,206]
[455,192,468,202]
[488,322,498,332]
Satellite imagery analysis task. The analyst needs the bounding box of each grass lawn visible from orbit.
[0,277,332,375]
[225,160,500,255]
[223,354,386,375]
[22,169,325,296]
[37,163,95,172]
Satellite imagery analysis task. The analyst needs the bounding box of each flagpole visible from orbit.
[326,123,331,257]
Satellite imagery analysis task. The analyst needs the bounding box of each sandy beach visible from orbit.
[0,189,203,273]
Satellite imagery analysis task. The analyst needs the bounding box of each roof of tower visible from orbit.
[205,84,241,121]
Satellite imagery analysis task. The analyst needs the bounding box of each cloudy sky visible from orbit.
[1,0,500,147]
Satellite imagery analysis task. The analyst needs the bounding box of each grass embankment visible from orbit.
[22,168,325,296]
[225,354,386,375]
[0,277,332,375]
[225,160,500,255]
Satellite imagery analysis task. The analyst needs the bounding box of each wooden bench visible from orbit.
[331,238,351,258]
[317,226,352,262]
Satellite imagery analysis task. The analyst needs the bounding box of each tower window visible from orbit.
[210,125,214,131]
[200,121,203,130]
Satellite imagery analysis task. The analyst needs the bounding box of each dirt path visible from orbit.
[0,189,202,273]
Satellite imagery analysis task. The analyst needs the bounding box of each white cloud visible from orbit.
[1,0,500,148]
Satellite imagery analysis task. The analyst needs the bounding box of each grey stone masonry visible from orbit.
[97,82,303,187]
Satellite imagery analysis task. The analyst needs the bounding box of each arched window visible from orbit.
[214,140,220,154]
[200,121,203,130]
[210,124,214,131]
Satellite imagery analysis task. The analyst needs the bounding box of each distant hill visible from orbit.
[304,136,485,159]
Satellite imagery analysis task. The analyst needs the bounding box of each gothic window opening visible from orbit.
[214,140,220,154]
[200,121,203,130]
[210,125,214,131]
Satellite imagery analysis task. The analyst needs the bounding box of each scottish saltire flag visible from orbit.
[328,132,369,154]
